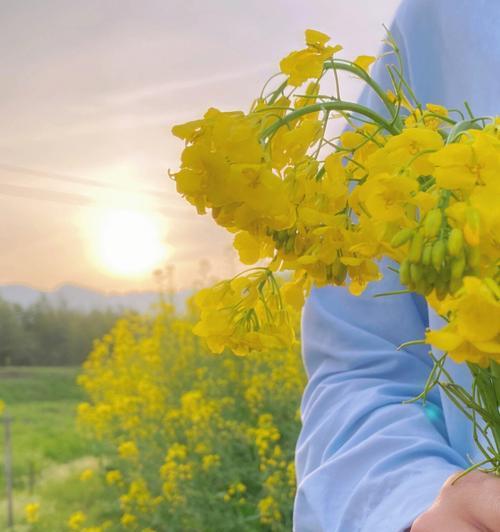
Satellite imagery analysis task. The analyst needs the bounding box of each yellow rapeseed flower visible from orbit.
[68,511,86,530]
[25,502,40,524]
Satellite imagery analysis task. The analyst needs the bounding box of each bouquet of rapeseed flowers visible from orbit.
[171,30,500,475]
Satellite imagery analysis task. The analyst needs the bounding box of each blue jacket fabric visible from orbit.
[294,1,500,530]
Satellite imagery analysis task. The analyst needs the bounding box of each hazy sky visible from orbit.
[0,0,401,292]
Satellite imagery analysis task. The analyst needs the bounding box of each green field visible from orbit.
[0,367,110,531]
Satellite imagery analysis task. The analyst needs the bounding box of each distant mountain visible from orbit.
[0,284,193,314]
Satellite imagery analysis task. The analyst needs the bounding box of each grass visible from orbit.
[0,367,93,491]
[0,366,109,530]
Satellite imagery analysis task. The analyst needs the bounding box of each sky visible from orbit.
[0,0,401,293]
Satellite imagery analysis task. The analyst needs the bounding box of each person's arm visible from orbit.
[294,263,467,531]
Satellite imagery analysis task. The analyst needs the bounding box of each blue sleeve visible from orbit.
[293,3,473,529]
[294,265,467,532]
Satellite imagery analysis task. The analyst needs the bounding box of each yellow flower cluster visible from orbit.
[426,277,500,366]
[280,29,342,86]
[76,305,304,530]
[25,502,40,524]
[172,29,499,367]
[193,269,297,355]
[79,468,94,482]
[68,511,86,530]
[65,511,111,532]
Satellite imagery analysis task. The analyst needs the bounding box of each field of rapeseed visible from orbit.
[50,304,304,532]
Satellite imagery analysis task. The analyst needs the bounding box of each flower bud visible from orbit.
[409,231,424,263]
[449,277,462,294]
[424,267,437,285]
[410,263,423,284]
[450,254,466,281]
[466,246,481,271]
[285,236,295,253]
[435,272,449,300]
[390,228,414,248]
[447,228,463,257]
[421,244,433,266]
[431,240,446,271]
[423,209,442,238]
[416,278,432,296]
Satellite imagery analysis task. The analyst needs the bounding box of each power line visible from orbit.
[0,162,171,199]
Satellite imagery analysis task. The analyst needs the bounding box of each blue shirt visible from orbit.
[294,1,500,530]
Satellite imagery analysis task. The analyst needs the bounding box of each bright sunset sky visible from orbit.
[0,0,401,292]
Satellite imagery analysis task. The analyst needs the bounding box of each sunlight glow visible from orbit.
[91,209,169,277]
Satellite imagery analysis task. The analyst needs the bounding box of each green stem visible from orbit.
[491,361,500,406]
[260,101,400,141]
[373,289,411,298]
[267,80,289,105]
[452,458,495,484]
[324,60,396,118]
[471,362,500,454]
[397,339,426,351]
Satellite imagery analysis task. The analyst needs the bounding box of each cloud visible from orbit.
[104,62,274,106]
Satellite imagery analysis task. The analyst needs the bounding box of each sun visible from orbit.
[91,209,169,277]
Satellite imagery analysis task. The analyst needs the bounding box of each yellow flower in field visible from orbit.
[118,441,139,460]
[77,300,304,528]
[224,482,247,502]
[287,461,296,489]
[234,482,246,493]
[0,400,5,415]
[68,510,86,530]
[194,442,209,455]
[258,495,282,525]
[280,29,342,86]
[25,502,40,524]
[79,468,94,481]
[121,513,137,527]
[105,469,123,486]
[202,454,221,471]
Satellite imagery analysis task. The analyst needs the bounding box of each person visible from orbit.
[293,0,500,530]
